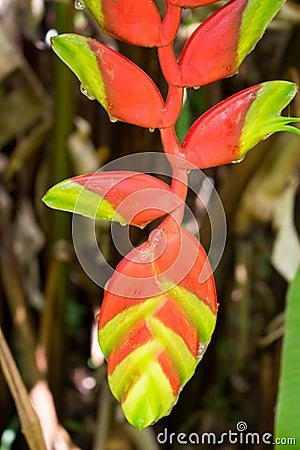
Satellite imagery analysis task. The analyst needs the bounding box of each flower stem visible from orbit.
[160,3,182,46]
[158,44,181,86]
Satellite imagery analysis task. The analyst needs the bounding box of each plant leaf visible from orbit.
[275,265,300,447]
[83,0,162,47]
[42,171,182,228]
[51,34,167,128]
[177,0,285,87]
[181,81,300,168]
[98,218,217,429]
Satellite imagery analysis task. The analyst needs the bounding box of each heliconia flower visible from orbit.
[98,217,217,429]
[166,0,220,7]
[166,0,285,87]
[180,81,300,168]
[81,0,162,47]
[51,34,171,128]
[42,171,182,228]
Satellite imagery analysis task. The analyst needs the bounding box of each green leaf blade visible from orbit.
[42,179,123,223]
[51,34,107,107]
[241,81,299,155]
[275,265,300,447]
[238,0,286,64]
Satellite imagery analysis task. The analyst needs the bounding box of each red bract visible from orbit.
[163,0,285,87]
[178,0,245,86]
[43,171,182,228]
[83,0,162,47]
[88,39,165,126]
[52,34,170,128]
[180,84,260,168]
[180,81,300,168]
[98,218,217,428]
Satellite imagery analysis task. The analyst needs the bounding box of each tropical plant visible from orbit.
[43,0,300,430]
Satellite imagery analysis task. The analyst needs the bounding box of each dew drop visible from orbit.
[232,156,245,164]
[263,133,272,140]
[80,84,95,100]
[109,116,118,123]
[226,65,232,72]
[148,128,155,133]
[197,343,206,361]
[193,86,200,90]
[74,0,85,10]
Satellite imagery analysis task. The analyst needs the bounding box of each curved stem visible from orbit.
[158,44,182,86]
[157,165,188,233]
[170,166,189,226]
[160,126,194,169]
[163,84,184,127]
[160,127,190,229]
[158,40,183,127]
[160,3,182,46]
[171,166,189,202]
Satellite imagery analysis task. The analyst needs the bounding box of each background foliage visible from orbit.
[1,0,300,448]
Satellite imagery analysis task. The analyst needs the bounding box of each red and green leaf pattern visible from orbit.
[51,34,170,128]
[180,81,300,168]
[98,218,217,428]
[42,171,182,228]
[164,0,285,87]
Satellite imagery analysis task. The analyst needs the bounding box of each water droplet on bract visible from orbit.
[110,116,118,123]
[80,84,95,100]
[148,128,155,133]
[263,133,272,140]
[197,343,206,361]
[193,86,200,90]
[232,156,245,164]
[74,0,85,10]
[226,65,232,72]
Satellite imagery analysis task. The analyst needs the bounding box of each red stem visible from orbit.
[160,4,182,46]
[160,126,194,170]
[158,44,182,87]
[157,8,190,228]
[170,166,188,226]
[159,127,192,228]
[157,165,188,233]
[162,84,184,128]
